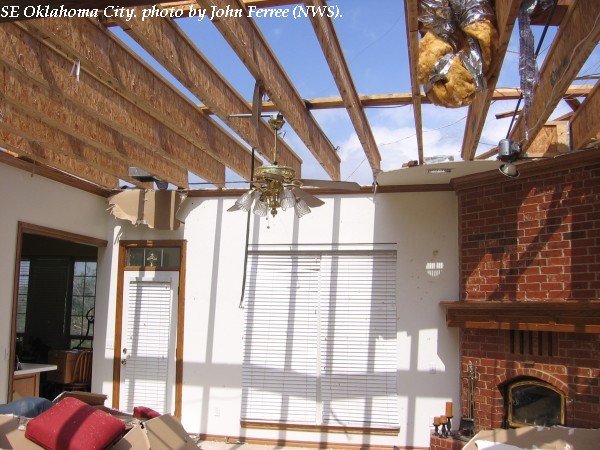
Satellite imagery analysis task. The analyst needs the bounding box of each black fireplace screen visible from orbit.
[508,380,565,428]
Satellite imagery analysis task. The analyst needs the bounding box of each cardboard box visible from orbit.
[112,414,199,450]
[53,390,108,406]
[0,392,198,449]
[0,415,43,450]
[462,426,600,450]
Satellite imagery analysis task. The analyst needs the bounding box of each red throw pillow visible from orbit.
[25,397,125,450]
[133,405,161,419]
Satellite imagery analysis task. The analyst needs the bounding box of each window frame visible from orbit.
[69,259,98,349]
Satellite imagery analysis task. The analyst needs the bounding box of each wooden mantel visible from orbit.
[441,300,600,333]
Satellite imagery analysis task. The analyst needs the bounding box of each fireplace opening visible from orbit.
[505,379,565,428]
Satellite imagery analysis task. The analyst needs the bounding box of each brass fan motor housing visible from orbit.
[254,164,300,185]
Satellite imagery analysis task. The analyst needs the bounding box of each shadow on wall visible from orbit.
[105,194,460,447]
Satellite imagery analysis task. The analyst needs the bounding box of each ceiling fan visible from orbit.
[228,114,361,218]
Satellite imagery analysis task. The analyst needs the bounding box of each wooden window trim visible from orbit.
[241,421,400,436]
[19,222,108,247]
[9,223,105,401]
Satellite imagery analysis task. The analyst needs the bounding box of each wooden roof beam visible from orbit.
[461,0,521,161]
[0,131,119,188]
[403,0,424,165]
[304,0,380,173]
[525,121,570,157]
[196,0,341,180]
[509,0,600,153]
[570,81,600,150]
[1,23,195,188]
[23,18,256,182]
[114,12,301,173]
[198,85,595,113]
[0,150,112,196]
[0,55,191,188]
[0,103,131,181]
[530,0,572,26]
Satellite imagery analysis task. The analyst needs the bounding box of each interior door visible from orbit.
[119,271,178,414]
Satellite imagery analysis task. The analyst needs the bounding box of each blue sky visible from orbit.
[112,1,599,186]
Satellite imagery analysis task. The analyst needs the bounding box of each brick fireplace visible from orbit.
[434,152,600,450]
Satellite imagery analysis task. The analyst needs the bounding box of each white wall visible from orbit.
[100,191,460,448]
[0,163,460,448]
[0,163,108,403]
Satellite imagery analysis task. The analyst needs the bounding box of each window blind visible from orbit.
[122,279,173,414]
[242,248,398,429]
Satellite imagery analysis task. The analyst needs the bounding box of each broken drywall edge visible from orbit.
[107,189,188,230]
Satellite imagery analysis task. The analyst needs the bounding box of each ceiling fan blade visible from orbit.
[292,187,325,207]
[299,179,361,191]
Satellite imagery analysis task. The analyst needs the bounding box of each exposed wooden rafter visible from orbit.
[0,33,193,188]
[0,150,112,196]
[304,0,380,173]
[510,0,600,153]
[0,129,119,188]
[198,85,595,113]
[0,104,132,186]
[0,23,205,188]
[114,11,301,173]
[0,0,596,191]
[196,0,341,180]
[21,18,262,184]
[460,0,521,161]
[570,81,600,150]
[403,0,424,165]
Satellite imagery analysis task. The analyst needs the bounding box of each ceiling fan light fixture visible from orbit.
[294,198,311,218]
[235,190,255,212]
[280,188,296,210]
[253,198,268,217]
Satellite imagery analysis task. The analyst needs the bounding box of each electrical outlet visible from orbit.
[215,407,220,417]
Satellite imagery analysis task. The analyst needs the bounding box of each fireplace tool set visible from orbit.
[458,361,479,438]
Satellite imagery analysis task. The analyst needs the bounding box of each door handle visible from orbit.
[121,359,127,366]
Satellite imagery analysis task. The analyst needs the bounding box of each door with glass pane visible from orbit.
[119,271,178,414]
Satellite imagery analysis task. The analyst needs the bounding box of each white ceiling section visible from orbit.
[0,0,598,190]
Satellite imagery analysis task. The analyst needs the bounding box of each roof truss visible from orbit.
[0,0,597,192]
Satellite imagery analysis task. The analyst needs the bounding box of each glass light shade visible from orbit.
[253,199,268,217]
[235,190,254,212]
[499,163,520,178]
[294,198,311,218]
[279,188,296,210]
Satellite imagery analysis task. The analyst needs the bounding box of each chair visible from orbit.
[64,349,93,392]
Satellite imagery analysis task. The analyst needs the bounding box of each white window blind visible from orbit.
[242,248,398,429]
[122,279,173,414]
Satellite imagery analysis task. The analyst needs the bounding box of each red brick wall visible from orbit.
[459,163,600,301]
[454,162,600,434]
